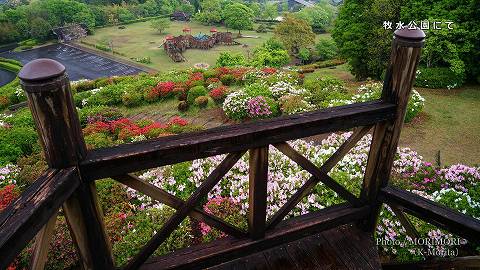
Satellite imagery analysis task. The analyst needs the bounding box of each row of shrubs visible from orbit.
[0,58,23,110]
[299,58,346,73]
[415,67,465,89]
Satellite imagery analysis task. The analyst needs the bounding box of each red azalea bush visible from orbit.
[156,81,176,98]
[83,117,190,146]
[0,184,19,212]
[168,116,188,127]
[261,67,277,75]
[209,86,228,104]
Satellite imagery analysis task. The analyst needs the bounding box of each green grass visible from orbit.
[399,86,480,166]
[304,63,356,82]
[306,65,480,166]
[83,21,274,71]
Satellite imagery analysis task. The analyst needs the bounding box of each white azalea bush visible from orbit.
[223,72,425,123]
[326,82,425,123]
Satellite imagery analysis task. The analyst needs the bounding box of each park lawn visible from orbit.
[399,86,480,166]
[306,65,480,166]
[82,20,274,71]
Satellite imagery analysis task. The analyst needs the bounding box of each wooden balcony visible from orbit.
[1,28,479,270]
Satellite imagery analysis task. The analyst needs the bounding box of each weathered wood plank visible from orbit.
[80,101,396,181]
[29,211,58,270]
[124,151,245,270]
[248,147,268,239]
[267,127,370,229]
[63,182,114,269]
[113,174,247,238]
[19,59,114,269]
[381,186,480,244]
[273,142,361,205]
[0,168,79,269]
[140,203,370,270]
[360,28,425,232]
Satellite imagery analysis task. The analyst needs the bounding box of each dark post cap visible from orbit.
[18,58,66,82]
[394,28,425,41]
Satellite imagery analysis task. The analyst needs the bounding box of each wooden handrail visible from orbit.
[80,100,396,181]
[380,186,480,244]
[0,168,79,269]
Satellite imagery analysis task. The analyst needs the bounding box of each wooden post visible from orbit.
[19,59,114,270]
[248,147,269,239]
[360,28,425,232]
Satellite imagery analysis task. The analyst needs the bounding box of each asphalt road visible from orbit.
[0,68,15,87]
[0,44,144,81]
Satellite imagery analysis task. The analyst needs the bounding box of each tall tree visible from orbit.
[224,3,254,35]
[150,18,171,33]
[294,1,335,33]
[194,0,223,25]
[274,14,315,53]
[332,0,401,79]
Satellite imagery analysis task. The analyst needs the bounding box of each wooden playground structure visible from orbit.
[163,30,240,62]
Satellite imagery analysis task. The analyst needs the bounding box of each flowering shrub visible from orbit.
[246,96,272,118]
[0,164,19,188]
[222,91,250,120]
[279,95,315,115]
[209,86,228,104]
[326,82,425,123]
[0,184,19,211]
[83,117,191,147]
[200,197,247,242]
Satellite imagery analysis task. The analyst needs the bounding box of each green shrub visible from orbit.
[315,39,338,61]
[72,80,97,92]
[244,83,272,98]
[121,91,143,107]
[84,133,115,149]
[264,96,280,117]
[87,85,124,106]
[256,24,268,33]
[216,52,247,67]
[111,207,192,266]
[0,61,22,73]
[0,126,38,165]
[194,96,209,108]
[74,90,93,107]
[94,78,114,88]
[4,108,34,127]
[203,69,217,79]
[77,106,123,126]
[187,86,207,105]
[16,152,48,187]
[220,74,235,86]
[415,67,465,89]
[304,76,347,106]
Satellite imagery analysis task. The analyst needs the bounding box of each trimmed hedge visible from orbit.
[415,67,464,89]
[0,61,22,73]
[299,59,346,72]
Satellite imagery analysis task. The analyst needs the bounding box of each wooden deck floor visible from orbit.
[142,224,382,270]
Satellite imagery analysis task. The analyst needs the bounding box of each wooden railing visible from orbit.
[0,28,479,270]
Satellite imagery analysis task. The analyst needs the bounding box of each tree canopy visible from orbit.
[333,0,480,81]
[294,1,335,33]
[150,18,171,34]
[224,3,254,35]
[274,14,315,53]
